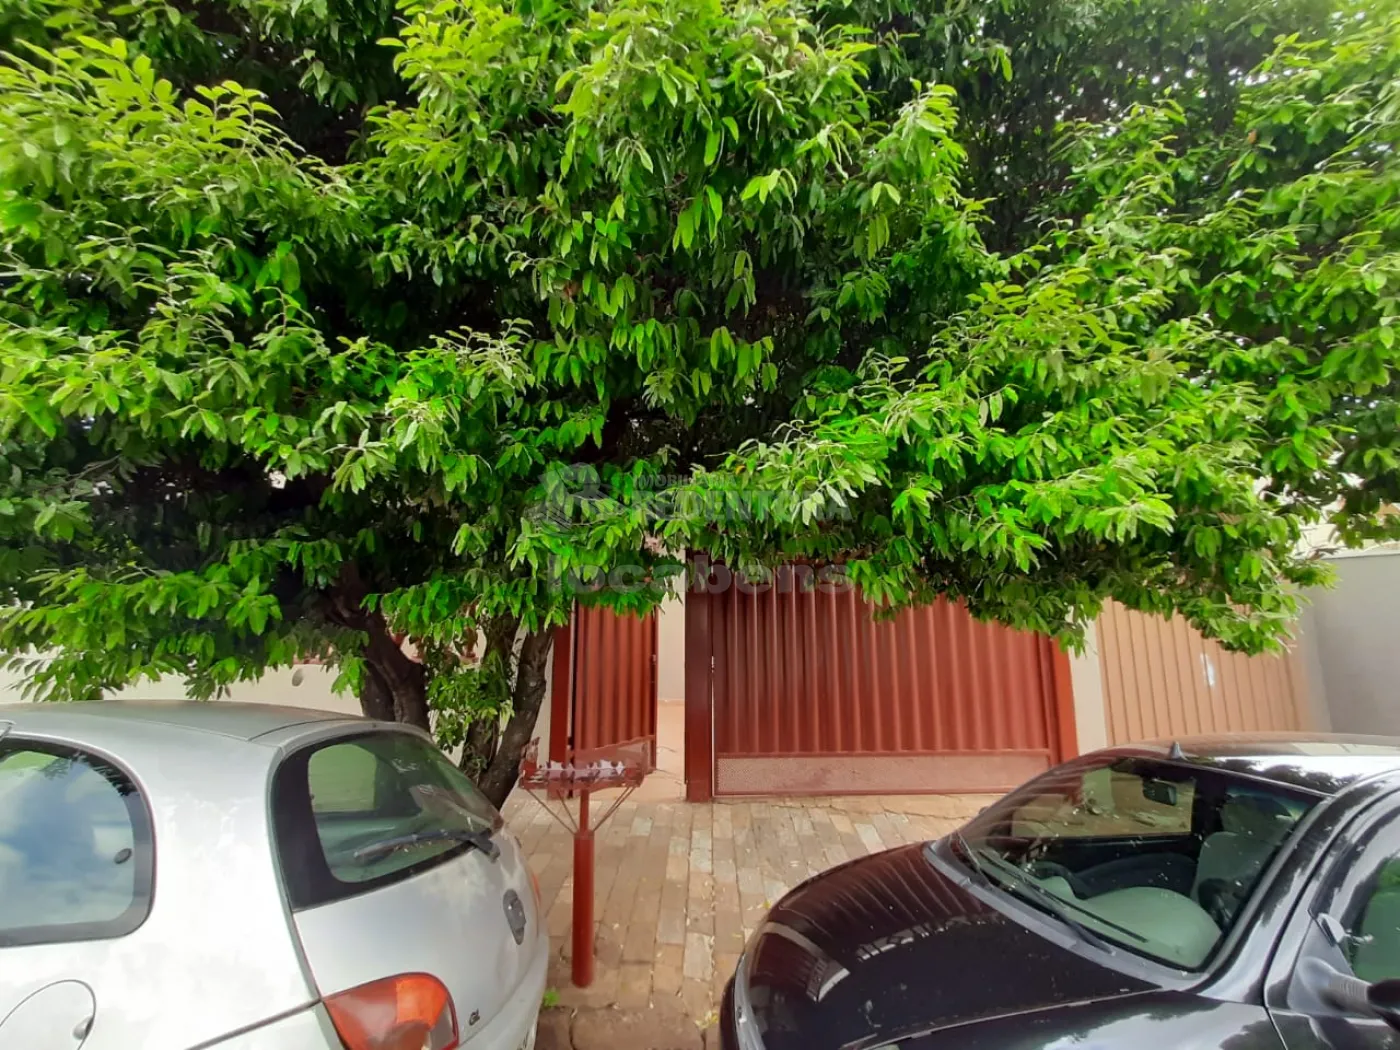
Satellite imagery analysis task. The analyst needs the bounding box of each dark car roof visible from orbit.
[1110,733,1400,796]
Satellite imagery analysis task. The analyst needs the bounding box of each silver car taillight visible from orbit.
[324,972,459,1050]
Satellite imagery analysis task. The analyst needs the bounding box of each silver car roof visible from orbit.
[0,700,363,745]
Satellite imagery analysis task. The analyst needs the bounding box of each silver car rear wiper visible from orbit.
[352,826,500,864]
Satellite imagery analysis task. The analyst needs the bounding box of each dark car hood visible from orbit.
[742,844,1152,1050]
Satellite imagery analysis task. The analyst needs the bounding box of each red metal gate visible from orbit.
[685,571,1074,799]
[549,605,659,765]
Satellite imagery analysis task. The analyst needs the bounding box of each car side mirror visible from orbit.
[1309,957,1400,1031]
[1368,979,1400,1032]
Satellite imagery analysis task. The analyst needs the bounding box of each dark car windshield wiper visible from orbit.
[352,826,499,864]
[977,853,1142,954]
[950,831,990,886]
[998,868,1117,953]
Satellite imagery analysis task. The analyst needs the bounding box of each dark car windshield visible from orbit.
[955,754,1321,969]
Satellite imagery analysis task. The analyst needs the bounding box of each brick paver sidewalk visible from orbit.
[503,793,991,1049]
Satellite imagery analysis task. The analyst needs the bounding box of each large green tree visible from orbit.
[1,0,1396,802]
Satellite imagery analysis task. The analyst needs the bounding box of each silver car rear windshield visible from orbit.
[955,754,1322,969]
[272,729,502,909]
[0,740,154,947]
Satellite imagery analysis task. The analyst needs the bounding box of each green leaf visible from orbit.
[280,251,301,294]
[673,208,694,250]
[1,201,40,228]
[705,186,723,223]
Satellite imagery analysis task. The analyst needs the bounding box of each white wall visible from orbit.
[0,660,360,715]
[1300,549,1400,736]
[532,645,555,758]
[1,641,559,762]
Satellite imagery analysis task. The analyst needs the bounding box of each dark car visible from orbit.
[721,736,1400,1050]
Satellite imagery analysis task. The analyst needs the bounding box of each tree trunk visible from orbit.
[358,666,396,721]
[460,716,498,781]
[359,646,429,728]
[328,562,429,731]
[460,613,518,780]
[363,613,429,730]
[477,627,554,809]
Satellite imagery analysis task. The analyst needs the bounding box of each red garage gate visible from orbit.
[684,569,1075,799]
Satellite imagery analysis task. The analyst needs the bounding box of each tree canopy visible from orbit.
[2,0,1397,800]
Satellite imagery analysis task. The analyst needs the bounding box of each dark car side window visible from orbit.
[1283,808,1400,986]
[1348,856,1400,982]
[0,740,154,947]
[1270,804,1400,1039]
[272,730,502,910]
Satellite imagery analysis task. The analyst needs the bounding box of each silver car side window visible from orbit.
[0,742,154,946]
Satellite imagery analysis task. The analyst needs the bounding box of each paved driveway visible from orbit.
[503,792,991,1044]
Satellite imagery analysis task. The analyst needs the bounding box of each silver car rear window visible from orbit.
[0,740,154,946]
[272,729,502,909]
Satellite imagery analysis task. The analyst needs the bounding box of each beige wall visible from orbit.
[1300,550,1400,736]
[1069,622,1110,753]
[656,592,685,702]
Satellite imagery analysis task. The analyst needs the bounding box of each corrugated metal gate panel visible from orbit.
[1096,601,1310,744]
[570,605,658,757]
[708,579,1061,796]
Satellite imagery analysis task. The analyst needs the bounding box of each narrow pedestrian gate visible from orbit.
[549,605,659,765]
[685,572,1075,799]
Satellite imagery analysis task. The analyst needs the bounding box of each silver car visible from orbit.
[0,702,548,1050]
